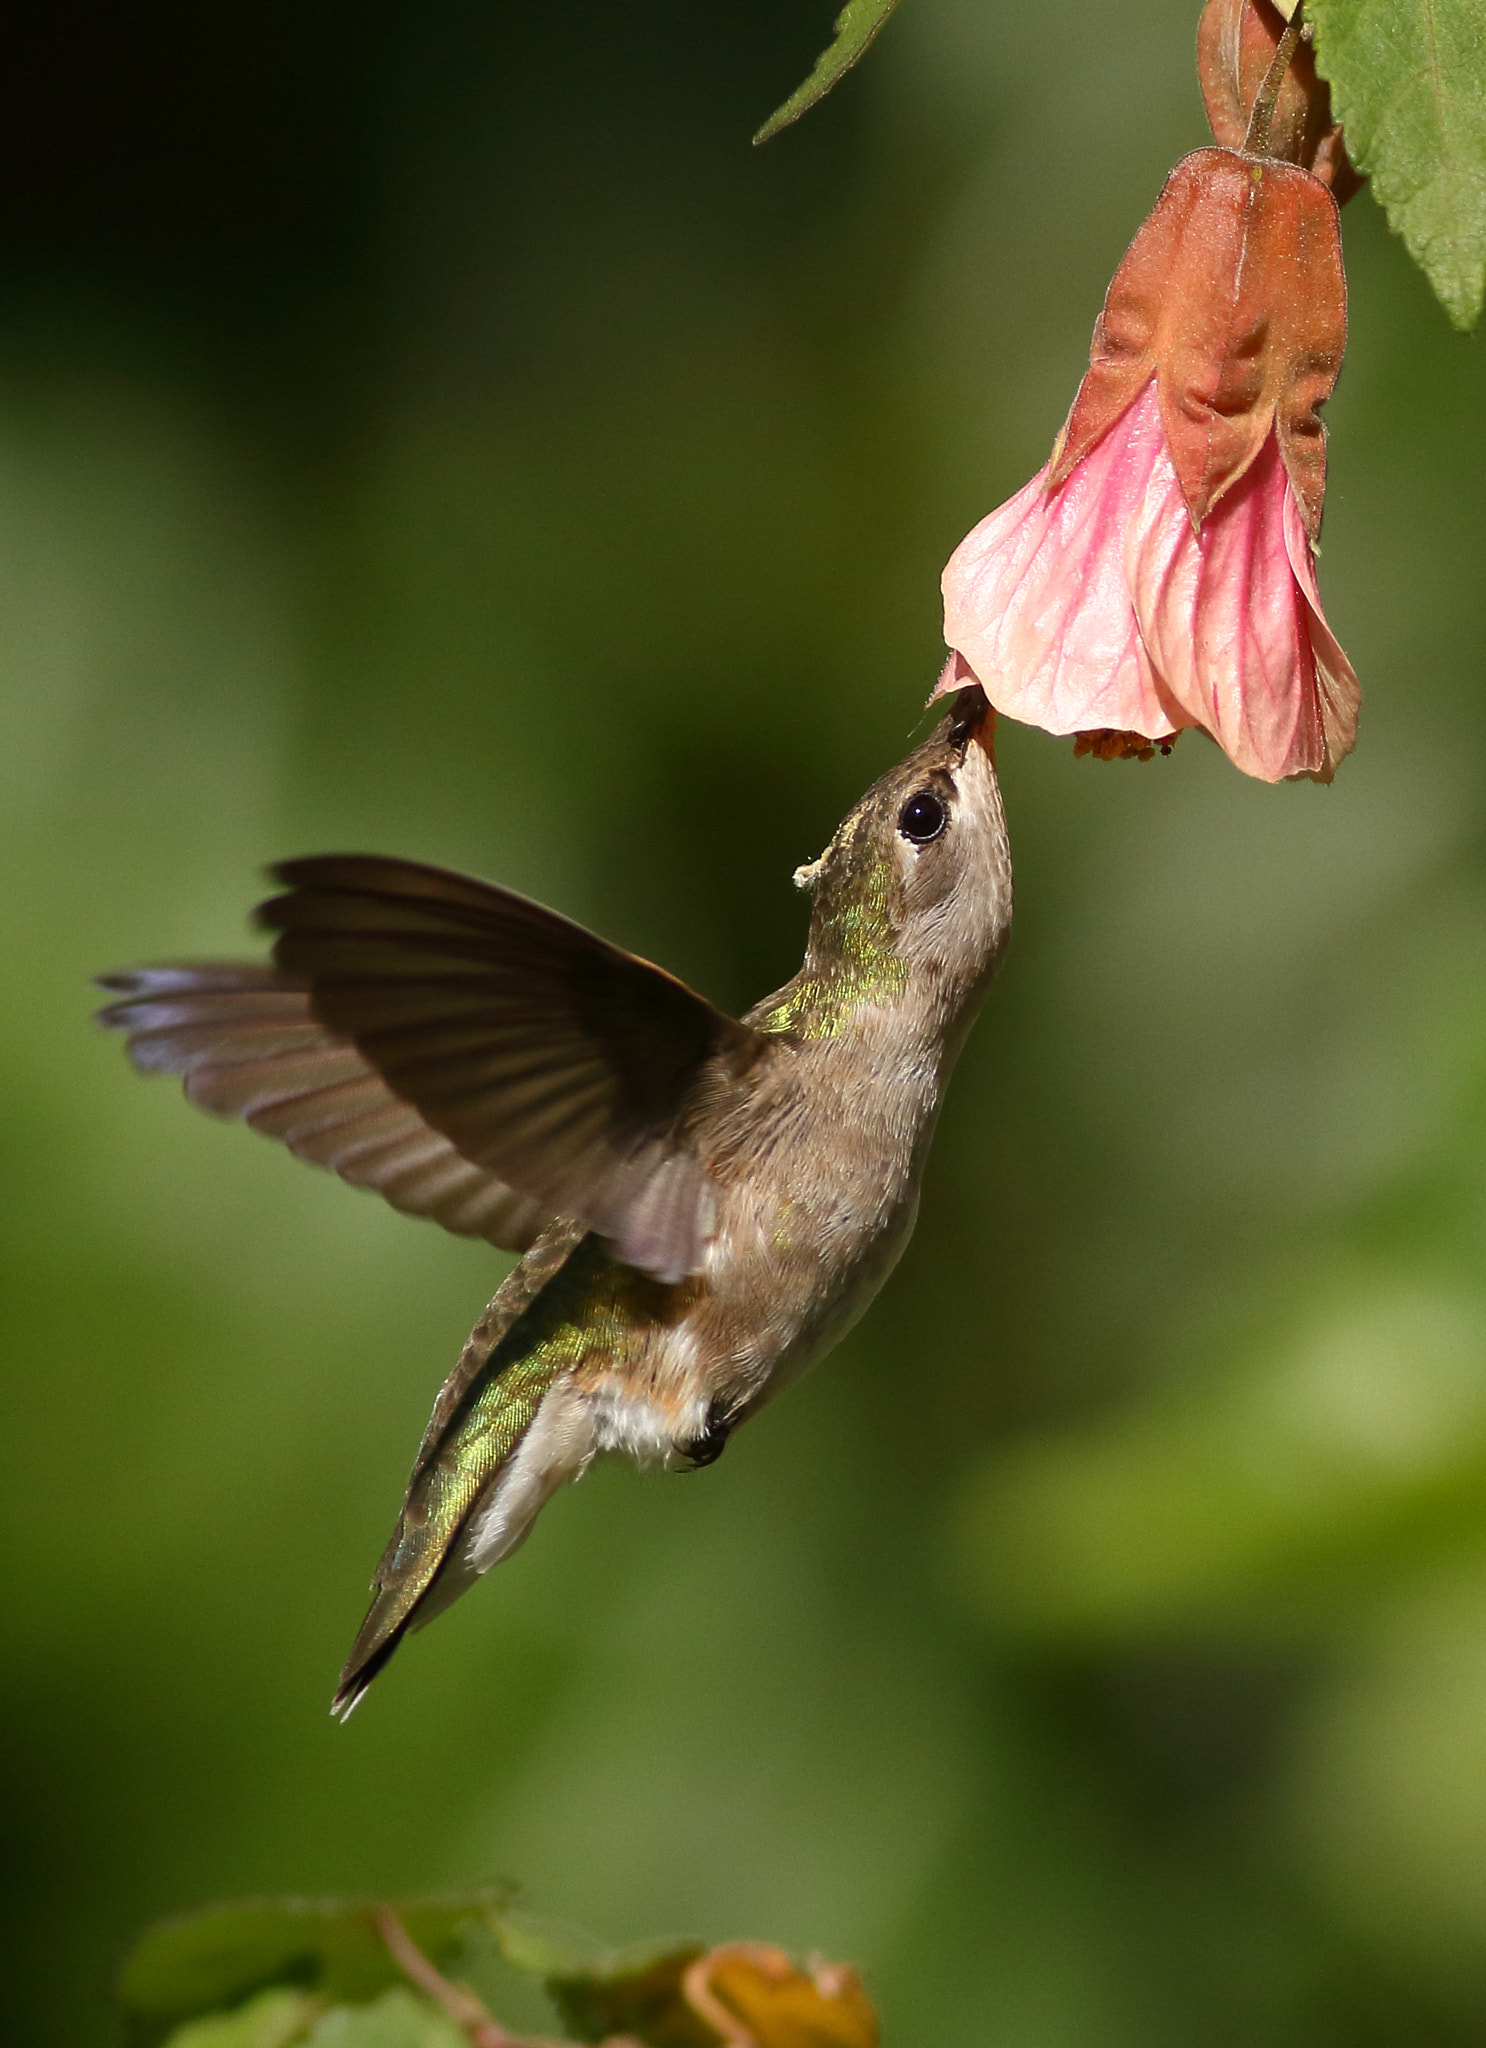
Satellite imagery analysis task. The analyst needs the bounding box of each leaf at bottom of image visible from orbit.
[115,1890,880,2048]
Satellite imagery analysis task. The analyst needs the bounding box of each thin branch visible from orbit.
[375,1910,557,2048]
[374,1911,643,2048]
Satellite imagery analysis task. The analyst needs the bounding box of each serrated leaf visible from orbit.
[752,0,905,146]
[118,1888,515,2046]
[1309,0,1486,328]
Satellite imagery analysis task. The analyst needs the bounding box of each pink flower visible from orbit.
[938,148,1359,783]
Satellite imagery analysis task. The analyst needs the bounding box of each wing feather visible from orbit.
[96,964,550,1252]
[257,854,764,1281]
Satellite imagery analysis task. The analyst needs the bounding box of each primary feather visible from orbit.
[95,964,549,1248]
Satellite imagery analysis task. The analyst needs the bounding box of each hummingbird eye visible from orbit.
[897,788,948,845]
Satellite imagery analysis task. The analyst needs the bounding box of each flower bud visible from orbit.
[1196,0,1360,197]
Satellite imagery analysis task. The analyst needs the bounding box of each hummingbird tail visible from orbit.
[330,1372,596,1719]
[330,1627,403,1721]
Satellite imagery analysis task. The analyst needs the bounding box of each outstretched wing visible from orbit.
[258,854,765,1283]
[96,964,551,1252]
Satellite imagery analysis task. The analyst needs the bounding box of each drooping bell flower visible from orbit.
[938,24,1359,783]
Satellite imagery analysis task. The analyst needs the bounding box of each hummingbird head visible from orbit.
[766,683,1012,1042]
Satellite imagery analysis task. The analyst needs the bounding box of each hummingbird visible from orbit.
[97,683,1011,1714]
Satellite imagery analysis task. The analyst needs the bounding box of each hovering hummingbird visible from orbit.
[98,683,1011,1714]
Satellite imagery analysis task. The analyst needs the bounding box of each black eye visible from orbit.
[898,788,948,845]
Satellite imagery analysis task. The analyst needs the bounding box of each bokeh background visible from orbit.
[5,1,1486,2040]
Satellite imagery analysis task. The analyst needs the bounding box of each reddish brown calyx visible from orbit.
[1048,146,1345,541]
[1197,0,1361,199]
[1073,730,1180,763]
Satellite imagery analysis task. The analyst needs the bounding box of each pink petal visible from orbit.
[1126,430,1332,781]
[1281,485,1360,780]
[934,649,979,698]
[939,384,1359,782]
[940,383,1183,739]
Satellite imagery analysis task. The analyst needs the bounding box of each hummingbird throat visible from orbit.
[753,825,908,1041]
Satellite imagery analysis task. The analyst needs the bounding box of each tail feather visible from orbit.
[331,1345,563,1718]
[331,1222,595,1717]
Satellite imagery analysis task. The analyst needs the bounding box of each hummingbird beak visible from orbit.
[947,681,995,762]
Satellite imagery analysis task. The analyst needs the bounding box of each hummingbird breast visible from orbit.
[441,1021,945,1607]
[558,1017,938,1465]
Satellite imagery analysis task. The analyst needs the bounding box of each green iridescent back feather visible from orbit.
[334,1227,679,1711]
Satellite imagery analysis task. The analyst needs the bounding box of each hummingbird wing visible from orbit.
[95,964,551,1251]
[258,854,765,1284]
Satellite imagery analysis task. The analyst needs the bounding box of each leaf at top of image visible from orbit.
[752,0,905,145]
[1308,0,1486,328]
[116,1888,514,2046]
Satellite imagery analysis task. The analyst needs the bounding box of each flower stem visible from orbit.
[1243,10,1307,157]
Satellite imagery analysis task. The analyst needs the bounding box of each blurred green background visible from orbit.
[4,1,1486,2041]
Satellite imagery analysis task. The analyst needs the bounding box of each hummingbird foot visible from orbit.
[677,1398,737,1468]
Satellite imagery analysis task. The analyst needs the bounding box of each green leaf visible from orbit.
[545,1949,711,2048]
[1309,0,1486,329]
[493,1913,707,2048]
[752,0,905,146]
[301,1988,467,2048]
[488,1910,619,1980]
[158,1988,321,2048]
[118,1888,515,2046]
